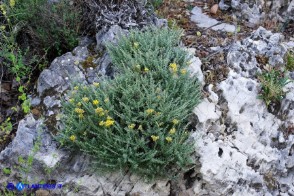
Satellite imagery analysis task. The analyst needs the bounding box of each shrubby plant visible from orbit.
[0,0,81,121]
[58,27,201,179]
[5,0,81,58]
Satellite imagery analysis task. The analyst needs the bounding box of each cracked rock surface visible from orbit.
[190,28,294,195]
[0,2,293,195]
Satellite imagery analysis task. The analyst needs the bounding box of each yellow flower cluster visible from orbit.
[155,112,161,116]
[172,119,179,125]
[9,0,15,7]
[99,116,115,127]
[105,119,115,127]
[169,63,187,75]
[0,4,7,16]
[180,69,187,75]
[82,97,89,102]
[75,108,85,114]
[169,63,178,73]
[151,135,159,142]
[144,67,149,72]
[75,108,85,118]
[157,122,164,127]
[70,135,76,142]
[95,107,105,116]
[77,102,82,107]
[93,100,99,105]
[166,137,172,142]
[146,109,155,115]
[69,98,74,103]
[169,128,176,134]
[74,86,79,90]
[93,82,100,87]
[128,124,135,129]
[133,42,139,48]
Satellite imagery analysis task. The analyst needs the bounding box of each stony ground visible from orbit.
[0,0,294,195]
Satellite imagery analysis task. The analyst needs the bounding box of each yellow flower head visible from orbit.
[99,112,105,117]
[172,119,179,125]
[169,128,176,134]
[0,25,5,31]
[95,107,104,114]
[77,102,82,107]
[106,116,113,120]
[151,135,159,142]
[99,121,105,126]
[9,0,15,7]
[78,114,84,119]
[128,124,135,129]
[144,67,149,72]
[134,64,141,72]
[169,63,178,73]
[0,5,7,16]
[180,69,187,75]
[166,136,172,143]
[138,125,143,131]
[105,119,115,127]
[93,100,99,105]
[75,108,85,114]
[146,109,155,115]
[104,98,109,103]
[69,98,74,103]
[74,86,79,90]
[82,97,89,102]
[70,135,76,142]
[158,122,164,127]
[133,42,139,48]
[93,82,100,87]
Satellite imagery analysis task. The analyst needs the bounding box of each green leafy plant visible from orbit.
[285,51,294,71]
[16,132,41,184]
[258,69,291,106]
[0,0,81,118]
[2,167,11,175]
[106,27,190,81]
[5,0,81,58]
[148,0,164,9]
[57,27,201,180]
[0,117,13,146]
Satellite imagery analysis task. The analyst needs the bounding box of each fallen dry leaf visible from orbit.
[210,4,219,14]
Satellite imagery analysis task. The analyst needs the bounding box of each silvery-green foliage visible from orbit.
[58,27,201,180]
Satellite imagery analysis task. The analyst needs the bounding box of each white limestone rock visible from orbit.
[227,27,287,77]
[191,71,294,195]
[193,98,221,123]
[190,7,236,33]
[188,55,205,85]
